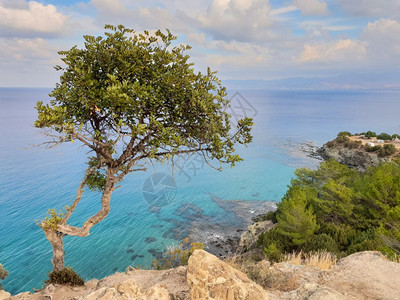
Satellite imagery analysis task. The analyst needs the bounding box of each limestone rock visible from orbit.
[322,251,400,300]
[0,290,11,300]
[238,220,274,251]
[187,249,270,300]
[318,144,388,172]
[145,285,171,300]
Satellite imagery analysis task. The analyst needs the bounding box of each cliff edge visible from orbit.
[2,249,400,300]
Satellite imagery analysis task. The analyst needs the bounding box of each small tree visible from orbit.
[0,264,8,290]
[365,131,377,139]
[276,188,319,246]
[35,25,253,272]
[377,133,392,141]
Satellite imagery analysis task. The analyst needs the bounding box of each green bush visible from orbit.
[365,131,377,138]
[257,159,400,261]
[378,144,396,157]
[0,264,8,290]
[365,144,382,153]
[302,234,339,253]
[264,243,282,263]
[392,134,400,140]
[377,133,392,141]
[337,131,352,138]
[45,267,84,286]
[151,238,204,270]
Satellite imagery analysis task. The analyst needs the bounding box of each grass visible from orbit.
[283,250,337,270]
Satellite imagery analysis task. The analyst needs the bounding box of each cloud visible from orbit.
[298,39,366,64]
[361,18,400,63]
[0,37,60,62]
[196,0,275,42]
[0,1,69,38]
[293,0,328,16]
[337,0,400,18]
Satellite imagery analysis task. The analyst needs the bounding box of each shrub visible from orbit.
[151,238,204,270]
[377,133,392,141]
[302,234,339,253]
[392,134,400,140]
[365,144,382,153]
[337,131,352,138]
[264,243,282,263]
[283,250,337,270]
[378,144,396,157]
[45,267,84,286]
[0,264,8,290]
[365,131,377,138]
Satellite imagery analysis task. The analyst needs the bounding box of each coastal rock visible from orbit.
[321,251,400,300]
[0,290,11,300]
[318,144,389,172]
[187,249,270,300]
[238,220,274,252]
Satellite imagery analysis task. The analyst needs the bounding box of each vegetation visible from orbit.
[283,250,337,270]
[45,267,84,286]
[377,133,393,141]
[364,131,377,138]
[0,264,8,290]
[258,159,400,261]
[34,25,253,273]
[151,238,204,270]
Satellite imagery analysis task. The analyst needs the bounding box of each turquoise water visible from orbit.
[1,88,400,294]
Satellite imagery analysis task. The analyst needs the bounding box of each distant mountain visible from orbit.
[223,73,400,90]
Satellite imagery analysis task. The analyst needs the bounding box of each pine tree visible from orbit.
[276,187,319,246]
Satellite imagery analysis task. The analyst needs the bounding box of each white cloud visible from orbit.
[298,39,366,63]
[293,0,328,16]
[0,1,69,38]
[361,18,400,62]
[196,0,274,42]
[0,37,60,62]
[337,0,400,18]
[271,5,298,16]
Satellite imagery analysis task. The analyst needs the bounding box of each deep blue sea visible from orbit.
[1,88,400,294]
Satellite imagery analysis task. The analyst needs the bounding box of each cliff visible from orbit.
[2,249,400,300]
[317,142,390,172]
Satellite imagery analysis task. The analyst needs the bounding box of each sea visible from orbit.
[1,87,400,294]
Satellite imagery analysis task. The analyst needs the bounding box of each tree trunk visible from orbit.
[43,228,65,272]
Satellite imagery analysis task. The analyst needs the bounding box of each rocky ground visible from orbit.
[317,142,390,172]
[2,249,399,300]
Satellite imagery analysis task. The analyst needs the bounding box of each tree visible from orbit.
[365,131,377,138]
[35,25,253,273]
[276,187,319,246]
[377,132,392,141]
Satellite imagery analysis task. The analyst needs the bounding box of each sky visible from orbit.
[0,0,400,88]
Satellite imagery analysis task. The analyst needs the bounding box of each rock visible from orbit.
[115,279,142,298]
[238,220,274,251]
[84,288,108,300]
[10,292,31,300]
[318,144,389,172]
[187,249,270,300]
[99,288,118,300]
[0,290,11,300]
[145,285,171,300]
[287,283,346,300]
[322,251,400,300]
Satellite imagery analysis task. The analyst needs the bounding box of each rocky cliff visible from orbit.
[2,249,400,300]
[317,143,389,172]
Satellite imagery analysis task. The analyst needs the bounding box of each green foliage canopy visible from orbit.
[259,159,400,261]
[35,25,253,188]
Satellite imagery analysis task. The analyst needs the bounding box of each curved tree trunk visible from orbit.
[43,229,65,272]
